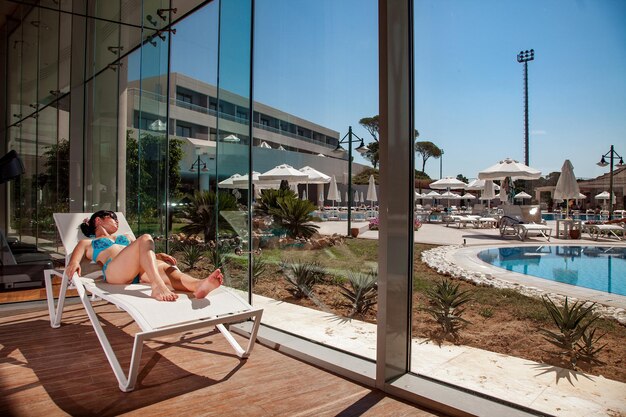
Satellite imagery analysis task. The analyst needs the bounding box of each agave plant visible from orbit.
[576,327,607,366]
[268,197,319,238]
[423,279,473,340]
[178,190,238,242]
[252,255,268,285]
[539,296,598,365]
[178,242,204,270]
[283,260,326,299]
[339,269,378,316]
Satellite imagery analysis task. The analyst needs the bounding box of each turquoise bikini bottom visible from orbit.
[102,258,141,284]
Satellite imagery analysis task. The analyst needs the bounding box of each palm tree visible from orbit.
[179,190,238,242]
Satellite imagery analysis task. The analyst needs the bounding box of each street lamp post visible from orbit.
[597,145,625,219]
[190,155,209,193]
[517,49,535,166]
[333,126,368,237]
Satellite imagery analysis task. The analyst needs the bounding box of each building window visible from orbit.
[176,125,191,137]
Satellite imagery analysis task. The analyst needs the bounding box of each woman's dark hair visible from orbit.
[80,210,117,237]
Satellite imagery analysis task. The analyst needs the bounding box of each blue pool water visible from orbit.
[477,246,626,296]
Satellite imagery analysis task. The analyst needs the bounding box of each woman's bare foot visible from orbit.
[194,269,223,299]
[151,284,178,302]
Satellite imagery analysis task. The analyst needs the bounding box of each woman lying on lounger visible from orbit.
[64,210,223,302]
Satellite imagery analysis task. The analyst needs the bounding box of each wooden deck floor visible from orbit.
[0,301,443,417]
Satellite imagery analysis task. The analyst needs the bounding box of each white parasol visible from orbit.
[259,164,309,184]
[514,191,532,199]
[429,176,467,190]
[366,175,378,207]
[478,157,541,180]
[223,134,241,143]
[553,159,580,218]
[327,175,340,206]
[218,173,242,189]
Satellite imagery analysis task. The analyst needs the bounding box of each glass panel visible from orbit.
[58,4,71,95]
[7,21,23,128]
[129,2,170,238]
[21,9,39,119]
[216,0,252,295]
[252,0,379,357]
[90,1,122,78]
[411,0,626,412]
[37,6,59,107]
[36,107,60,244]
[85,67,118,212]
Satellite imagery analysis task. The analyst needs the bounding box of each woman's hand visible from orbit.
[156,253,177,266]
[64,261,81,280]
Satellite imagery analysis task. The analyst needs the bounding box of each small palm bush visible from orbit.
[179,190,238,242]
[340,269,378,316]
[283,260,326,299]
[254,188,297,217]
[423,279,473,340]
[178,243,204,270]
[268,197,319,238]
[539,296,604,366]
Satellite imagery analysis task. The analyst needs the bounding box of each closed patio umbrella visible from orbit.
[553,160,580,218]
[327,175,340,206]
[366,175,378,207]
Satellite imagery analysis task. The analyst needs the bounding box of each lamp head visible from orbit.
[355,140,368,155]
[333,144,345,154]
[617,157,625,167]
[597,156,608,167]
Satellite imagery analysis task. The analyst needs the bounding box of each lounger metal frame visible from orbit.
[44,212,263,392]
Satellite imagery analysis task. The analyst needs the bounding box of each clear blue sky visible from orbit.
[167,0,626,180]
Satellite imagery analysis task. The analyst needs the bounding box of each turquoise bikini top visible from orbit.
[91,235,131,261]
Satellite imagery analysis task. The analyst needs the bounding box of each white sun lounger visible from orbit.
[513,223,552,241]
[585,224,624,241]
[44,212,263,392]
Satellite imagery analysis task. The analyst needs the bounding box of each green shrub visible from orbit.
[254,188,297,217]
[268,197,319,238]
[283,260,326,299]
[539,296,600,366]
[178,243,204,270]
[252,256,268,285]
[339,269,378,316]
[478,307,494,318]
[423,279,473,340]
[179,190,238,242]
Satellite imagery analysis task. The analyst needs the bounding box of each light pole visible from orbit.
[597,145,624,219]
[517,49,535,166]
[190,155,209,193]
[333,126,368,236]
[439,149,444,179]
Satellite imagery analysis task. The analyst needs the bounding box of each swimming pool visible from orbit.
[477,246,626,296]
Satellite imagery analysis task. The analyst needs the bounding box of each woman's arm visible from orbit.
[156,252,177,265]
[64,239,90,279]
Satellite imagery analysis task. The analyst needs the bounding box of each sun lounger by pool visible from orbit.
[44,212,263,392]
[499,215,551,241]
[584,223,624,240]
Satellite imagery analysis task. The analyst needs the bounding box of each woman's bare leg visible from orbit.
[149,262,223,299]
[103,234,178,301]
